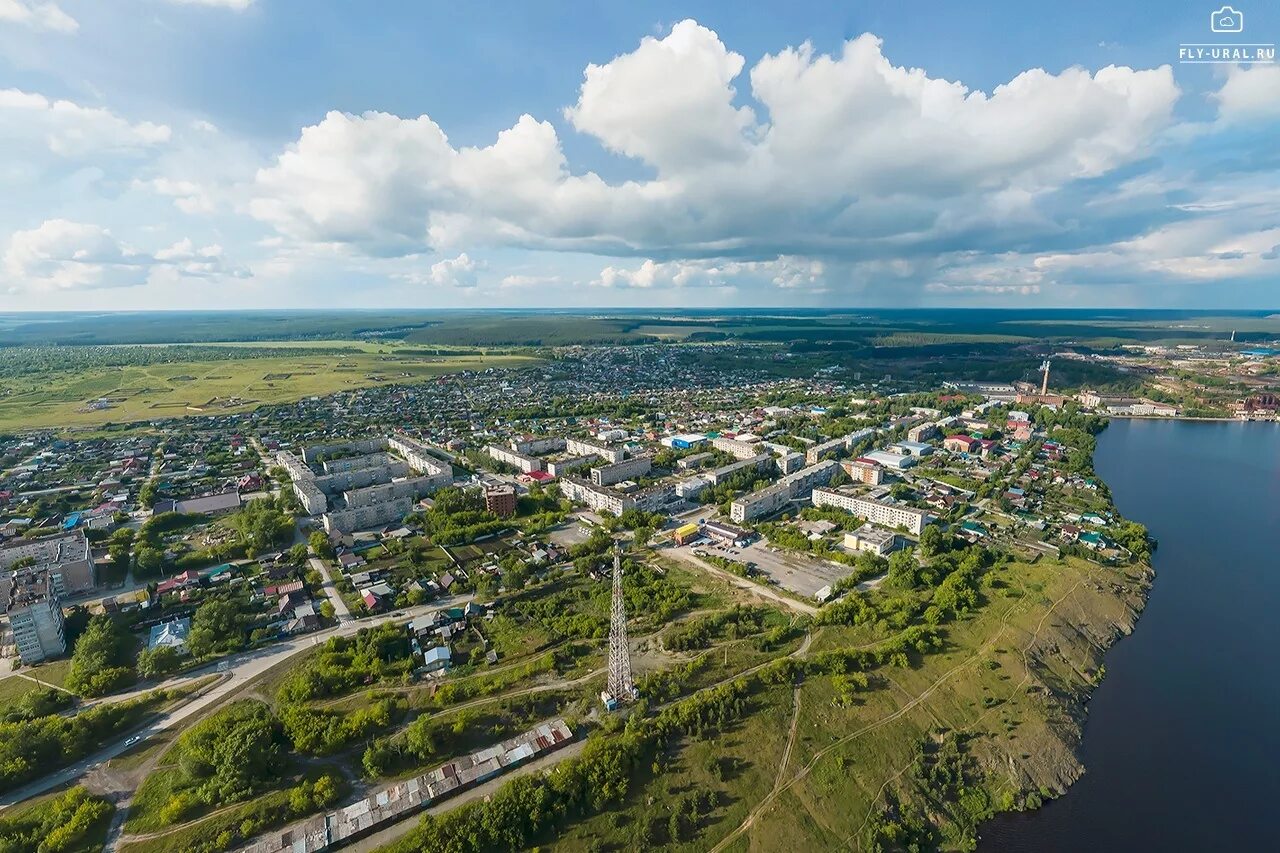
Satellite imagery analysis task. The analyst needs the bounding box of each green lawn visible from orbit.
[0,347,541,432]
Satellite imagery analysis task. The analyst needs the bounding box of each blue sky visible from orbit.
[1,0,1277,309]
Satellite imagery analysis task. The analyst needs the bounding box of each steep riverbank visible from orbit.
[983,419,1280,851]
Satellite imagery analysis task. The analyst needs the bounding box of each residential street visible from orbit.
[0,593,474,810]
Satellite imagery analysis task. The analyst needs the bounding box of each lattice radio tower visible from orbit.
[605,549,635,707]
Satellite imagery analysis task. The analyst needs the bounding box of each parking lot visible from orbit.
[675,538,854,599]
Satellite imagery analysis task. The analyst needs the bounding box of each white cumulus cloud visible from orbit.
[0,1,77,33]
[249,22,1179,271]
[0,88,171,157]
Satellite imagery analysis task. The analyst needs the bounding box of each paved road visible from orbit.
[0,593,474,810]
[309,556,352,622]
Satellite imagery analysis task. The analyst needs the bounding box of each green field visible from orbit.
[0,343,541,431]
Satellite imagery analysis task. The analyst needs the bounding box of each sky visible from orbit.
[0,0,1277,310]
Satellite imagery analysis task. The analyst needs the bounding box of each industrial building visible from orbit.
[702,520,754,547]
[811,489,933,535]
[860,449,917,470]
[235,720,575,853]
[660,434,707,449]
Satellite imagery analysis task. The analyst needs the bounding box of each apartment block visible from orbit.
[560,477,635,515]
[387,434,455,480]
[546,455,595,478]
[486,445,545,474]
[322,497,413,534]
[0,530,95,596]
[711,437,762,461]
[730,460,839,523]
[590,455,652,486]
[811,489,932,535]
[565,437,625,464]
[343,477,447,508]
[321,452,396,474]
[509,436,566,456]
[841,458,885,486]
[484,485,517,518]
[302,437,387,464]
[0,570,66,663]
[705,454,773,485]
[907,423,939,443]
[844,525,897,556]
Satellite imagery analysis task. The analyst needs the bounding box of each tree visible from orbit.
[886,548,918,588]
[65,615,135,697]
[287,543,309,565]
[187,598,246,658]
[137,645,182,680]
[175,701,285,805]
[134,545,165,578]
[309,531,335,560]
[919,524,947,557]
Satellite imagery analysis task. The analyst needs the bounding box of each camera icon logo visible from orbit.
[1210,6,1244,33]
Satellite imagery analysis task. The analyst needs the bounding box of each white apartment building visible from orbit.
[1,571,66,663]
[711,437,762,461]
[388,434,455,479]
[487,445,545,474]
[322,497,414,534]
[546,455,595,478]
[560,477,634,515]
[811,488,932,535]
[591,455,652,487]
[565,438,625,464]
[510,436,567,456]
[730,460,840,523]
[322,452,395,474]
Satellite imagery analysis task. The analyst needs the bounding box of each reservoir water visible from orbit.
[981,418,1280,851]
